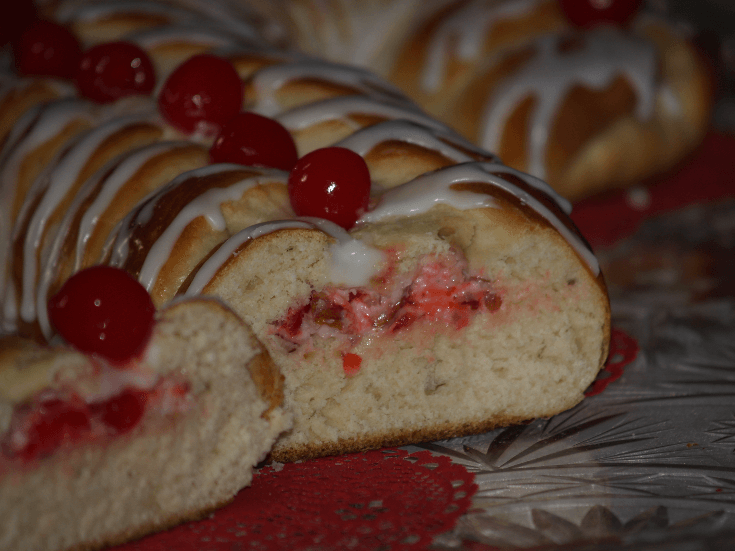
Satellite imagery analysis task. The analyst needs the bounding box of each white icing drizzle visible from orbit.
[34,141,196,340]
[16,110,159,324]
[289,0,424,71]
[481,28,657,180]
[0,99,97,308]
[184,217,384,296]
[334,119,493,163]
[55,0,261,47]
[248,60,407,118]
[421,0,540,92]
[277,95,452,134]
[78,142,195,268]
[54,0,202,25]
[358,161,597,274]
[107,164,290,292]
[347,0,424,69]
[183,220,312,296]
[127,24,254,52]
[358,164,498,221]
[55,0,258,39]
[0,100,97,218]
[1,280,18,336]
[0,74,75,106]
[106,163,243,262]
[299,217,385,287]
[659,82,682,117]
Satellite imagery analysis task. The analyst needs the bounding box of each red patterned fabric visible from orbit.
[117,448,477,551]
[586,328,639,397]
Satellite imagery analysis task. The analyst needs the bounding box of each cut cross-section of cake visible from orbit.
[0,296,290,551]
[188,162,610,462]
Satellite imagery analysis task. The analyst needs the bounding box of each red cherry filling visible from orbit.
[558,0,642,28]
[14,20,82,79]
[15,396,91,462]
[158,53,243,136]
[342,353,362,377]
[90,389,147,434]
[75,41,156,104]
[272,254,501,349]
[210,112,298,171]
[3,387,164,462]
[47,266,155,366]
[288,147,371,230]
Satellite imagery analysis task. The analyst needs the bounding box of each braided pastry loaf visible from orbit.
[0,298,289,551]
[1,0,609,464]
[277,0,713,199]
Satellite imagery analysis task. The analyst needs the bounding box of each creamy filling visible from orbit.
[271,250,502,360]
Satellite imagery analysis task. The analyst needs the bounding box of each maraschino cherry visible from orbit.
[76,41,155,103]
[158,53,243,136]
[210,112,298,171]
[92,389,148,434]
[288,147,371,230]
[48,266,155,366]
[14,20,82,79]
[558,0,642,28]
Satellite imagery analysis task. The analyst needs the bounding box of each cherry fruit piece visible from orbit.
[76,41,155,104]
[94,389,148,434]
[210,112,298,171]
[158,53,243,136]
[20,397,91,461]
[48,266,155,365]
[558,0,642,28]
[15,20,82,79]
[288,147,371,230]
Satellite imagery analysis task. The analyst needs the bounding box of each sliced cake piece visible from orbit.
[0,294,290,551]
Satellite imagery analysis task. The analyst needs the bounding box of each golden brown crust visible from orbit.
[365,139,484,189]
[549,24,713,199]
[111,170,291,306]
[382,4,712,200]
[546,77,638,186]
[247,352,286,419]
[70,13,172,46]
[442,45,535,145]
[272,409,565,463]
[0,80,66,148]
[49,143,210,300]
[388,0,567,114]
[12,117,94,223]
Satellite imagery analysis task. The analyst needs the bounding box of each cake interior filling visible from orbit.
[2,376,191,463]
[271,251,502,364]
